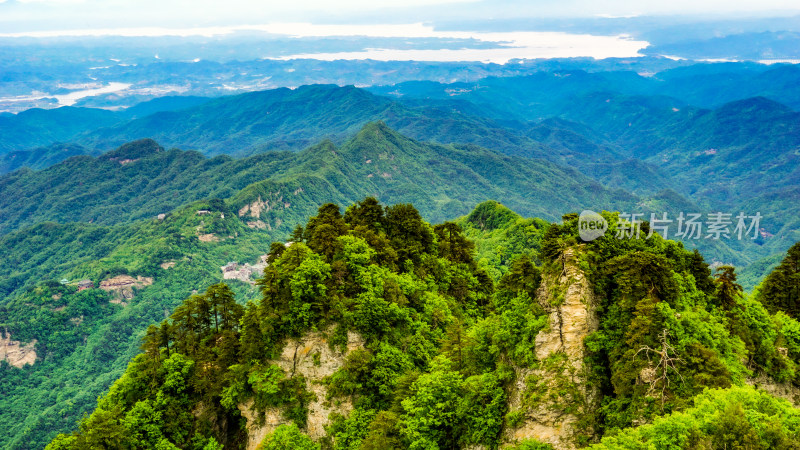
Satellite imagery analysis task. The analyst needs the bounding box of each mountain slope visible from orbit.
[0,124,639,236]
[0,106,119,154]
[227,121,639,227]
[0,143,92,174]
[0,199,277,450]
[82,85,402,154]
[81,84,571,164]
[0,139,297,234]
[0,124,690,448]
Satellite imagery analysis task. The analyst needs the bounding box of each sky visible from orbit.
[1,0,799,36]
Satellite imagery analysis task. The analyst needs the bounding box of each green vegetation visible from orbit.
[46,198,540,449]
[0,199,277,449]
[2,65,800,450]
[590,386,800,449]
[4,80,795,269]
[0,123,638,237]
[0,106,118,154]
[542,213,800,437]
[756,241,800,317]
[0,125,633,448]
[456,200,549,279]
[34,199,800,449]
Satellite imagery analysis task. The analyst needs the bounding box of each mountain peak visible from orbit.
[715,96,793,119]
[341,121,426,160]
[465,200,521,231]
[350,121,408,146]
[100,138,164,162]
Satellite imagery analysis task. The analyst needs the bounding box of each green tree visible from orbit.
[714,265,743,311]
[434,221,475,266]
[758,242,800,318]
[257,424,320,450]
[305,203,348,261]
[344,196,385,232]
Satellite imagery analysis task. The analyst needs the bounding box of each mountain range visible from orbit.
[2,61,800,448]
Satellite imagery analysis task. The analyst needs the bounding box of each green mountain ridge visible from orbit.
[0,119,772,272]
[1,75,794,267]
[0,123,638,237]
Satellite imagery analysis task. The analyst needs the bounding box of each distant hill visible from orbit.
[0,70,796,267]
[0,106,118,153]
[0,143,92,174]
[0,124,638,236]
[118,95,213,119]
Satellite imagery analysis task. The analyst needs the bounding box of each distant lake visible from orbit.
[1,23,651,64]
[269,30,649,64]
[53,82,131,106]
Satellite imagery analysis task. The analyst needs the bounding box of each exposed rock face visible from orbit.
[221,255,268,284]
[238,194,288,231]
[246,220,269,230]
[238,196,271,219]
[198,233,219,243]
[99,275,153,304]
[239,327,365,450]
[504,247,600,449]
[748,373,800,407]
[0,330,37,368]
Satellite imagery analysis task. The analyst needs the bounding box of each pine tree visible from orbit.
[758,242,800,317]
[714,265,742,311]
[689,249,715,295]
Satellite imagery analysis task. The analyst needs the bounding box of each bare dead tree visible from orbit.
[635,328,685,408]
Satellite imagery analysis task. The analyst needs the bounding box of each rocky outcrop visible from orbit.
[239,327,365,450]
[0,330,37,368]
[198,233,219,243]
[246,220,269,230]
[504,247,600,449]
[748,373,800,407]
[99,275,153,304]
[221,255,268,284]
[238,194,287,230]
[238,196,272,219]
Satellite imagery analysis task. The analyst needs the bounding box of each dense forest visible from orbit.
[38,198,800,449]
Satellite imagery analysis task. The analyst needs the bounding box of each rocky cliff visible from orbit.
[504,247,600,449]
[0,329,37,368]
[99,274,153,304]
[239,327,365,450]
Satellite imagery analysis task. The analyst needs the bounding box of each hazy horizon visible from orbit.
[1,0,799,37]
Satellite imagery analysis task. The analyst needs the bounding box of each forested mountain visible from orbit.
[1,66,796,247]
[370,63,800,113]
[0,106,119,153]
[0,123,636,236]
[35,198,800,449]
[3,79,789,266]
[0,143,91,174]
